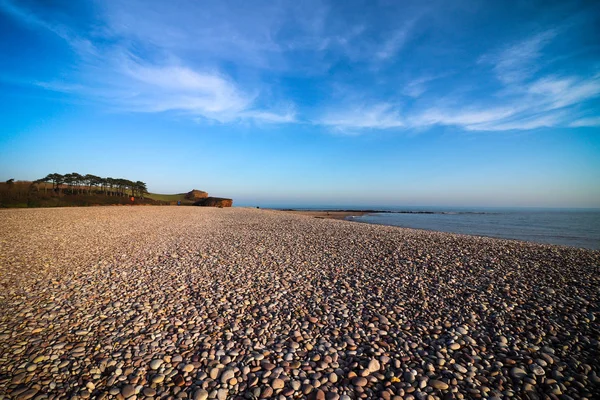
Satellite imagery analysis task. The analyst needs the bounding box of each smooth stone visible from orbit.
[309,389,326,400]
[272,378,285,389]
[368,359,380,373]
[121,384,136,398]
[150,359,163,370]
[404,371,416,383]
[193,389,208,400]
[352,377,368,387]
[209,368,220,380]
[430,380,449,390]
[220,369,235,383]
[16,389,38,400]
[510,367,527,379]
[261,387,274,398]
[173,374,185,386]
[454,364,468,374]
[530,365,545,376]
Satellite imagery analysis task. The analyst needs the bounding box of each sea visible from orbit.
[268,206,600,250]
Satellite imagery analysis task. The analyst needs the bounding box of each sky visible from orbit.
[0,0,599,208]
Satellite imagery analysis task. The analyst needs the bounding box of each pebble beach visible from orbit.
[1,207,599,400]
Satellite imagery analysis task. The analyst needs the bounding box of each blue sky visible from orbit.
[1,0,599,207]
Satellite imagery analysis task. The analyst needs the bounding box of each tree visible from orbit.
[135,181,147,199]
[63,173,76,194]
[72,172,84,194]
[84,174,101,194]
[47,173,64,194]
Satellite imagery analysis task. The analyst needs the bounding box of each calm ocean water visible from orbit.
[348,208,600,250]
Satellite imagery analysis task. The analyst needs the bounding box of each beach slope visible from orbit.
[1,207,598,399]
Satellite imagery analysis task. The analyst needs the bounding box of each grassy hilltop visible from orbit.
[0,180,229,208]
[144,192,193,204]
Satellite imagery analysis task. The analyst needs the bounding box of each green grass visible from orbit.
[145,192,194,204]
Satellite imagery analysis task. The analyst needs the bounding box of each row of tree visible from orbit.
[35,173,148,198]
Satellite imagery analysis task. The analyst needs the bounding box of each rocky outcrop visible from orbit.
[193,197,233,208]
[185,190,208,201]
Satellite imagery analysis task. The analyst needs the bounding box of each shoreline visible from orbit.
[1,207,599,399]
[274,209,373,220]
[274,208,600,251]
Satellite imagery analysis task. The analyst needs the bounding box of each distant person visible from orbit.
[178,200,181,206]
[130,196,134,203]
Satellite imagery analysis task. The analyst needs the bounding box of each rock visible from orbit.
[33,355,46,363]
[530,365,545,376]
[404,371,416,383]
[430,380,449,390]
[185,190,209,200]
[121,385,135,398]
[328,372,338,383]
[152,374,165,384]
[352,376,368,387]
[368,359,380,373]
[260,386,274,398]
[272,378,285,389]
[16,389,38,400]
[220,369,235,383]
[193,389,208,400]
[217,388,228,400]
[193,197,233,207]
[207,367,219,380]
[173,374,185,386]
[309,389,326,400]
[510,368,527,379]
[453,364,468,374]
[149,359,163,370]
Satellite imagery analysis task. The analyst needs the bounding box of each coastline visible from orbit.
[1,207,599,399]
[275,208,600,250]
[275,209,372,220]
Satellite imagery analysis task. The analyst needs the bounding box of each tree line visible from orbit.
[34,173,148,198]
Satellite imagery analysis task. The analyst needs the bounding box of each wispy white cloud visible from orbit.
[321,28,599,132]
[402,76,435,98]
[2,0,598,133]
[241,110,297,124]
[528,76,600,110]
[376,22,414,60]
[320,72,600,132]
[0,0,99,58]
[480,29,557,84]
[319,103,404,131]
[464,112,566,132]
[569,117,600,127]
[0,0,295,124]
[410,106,518,127]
